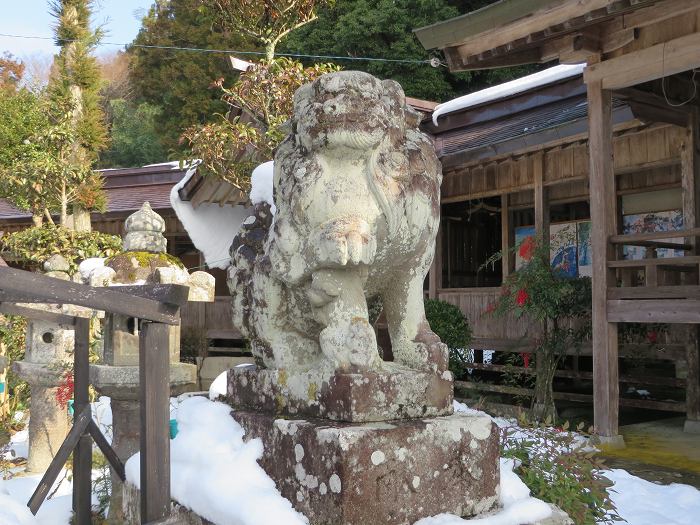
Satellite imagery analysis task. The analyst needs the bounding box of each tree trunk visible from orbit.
[32,214,43,227]
[60,181,67,226]
[71,205,92,232]
[532,320,557,421]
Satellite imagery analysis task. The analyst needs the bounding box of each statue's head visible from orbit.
[292,71,410,152]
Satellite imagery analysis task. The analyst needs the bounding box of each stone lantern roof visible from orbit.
[123,201,167,253]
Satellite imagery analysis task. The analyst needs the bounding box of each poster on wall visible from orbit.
[550,222,578,278]
[576,221,592,277]
[622,210,684,260]
[514,225,535,270]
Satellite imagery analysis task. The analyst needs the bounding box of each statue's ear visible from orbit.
[381,79,405,107]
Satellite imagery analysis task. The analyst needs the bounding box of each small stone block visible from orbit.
[234,410,499,525]
[684,419,700,434]
[228,364,453,422]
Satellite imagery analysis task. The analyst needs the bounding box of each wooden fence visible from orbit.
[0,266,186,524]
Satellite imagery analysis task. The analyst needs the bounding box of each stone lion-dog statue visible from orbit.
[228,71,447,376]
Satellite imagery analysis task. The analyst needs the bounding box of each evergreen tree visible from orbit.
[128,0,258,152]
[48,0,108,227]
[99,100,167,168]
[280,0,533,102]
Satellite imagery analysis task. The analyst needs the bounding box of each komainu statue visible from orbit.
[228,71,446,378]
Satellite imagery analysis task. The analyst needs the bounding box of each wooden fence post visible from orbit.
[73,317,92,524]
[139,321,171,522]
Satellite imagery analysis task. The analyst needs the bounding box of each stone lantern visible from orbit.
[87,201,211,521]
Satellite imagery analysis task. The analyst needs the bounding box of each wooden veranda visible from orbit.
[417,0,700,442]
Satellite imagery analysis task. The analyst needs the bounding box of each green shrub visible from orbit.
[424,298,472,378]
[1,225,121,272]
[501,418,622,524]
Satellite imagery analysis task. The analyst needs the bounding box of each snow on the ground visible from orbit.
[125,396,308,525]
[169,162,251,270]
[0,470,73,525]
[431,64,585,126]
[605,468,700,525]
[250,161,275,214]
[4,395,700,525]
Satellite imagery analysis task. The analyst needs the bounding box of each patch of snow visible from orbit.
[169,163,251,270]
[432,64,586,126]
[604,468,700,525]
[4,427,29,460]
[0,470,73,525]
[208,371,228,400]
[92,396,113,444]
[250,161,275,214]
[0,493,38,524]
[125,396,308,525]
[414,458,551,525]
[453,400,491,419]
[77,258,105,281]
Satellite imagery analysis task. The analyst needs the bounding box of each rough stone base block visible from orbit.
[684,419,700,434]
[234,410,500,525]
[228,363,453,422]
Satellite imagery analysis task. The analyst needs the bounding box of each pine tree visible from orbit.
[48,0,108,228]
[128,0,258,153]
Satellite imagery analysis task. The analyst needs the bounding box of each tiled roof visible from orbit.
[0,164,189,221]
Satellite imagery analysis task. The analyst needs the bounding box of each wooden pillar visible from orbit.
[501,194,513,280]
[533,153,549,248]
[139,322,171,522]
[682,108,700,432]
[72,317,92,524]
[429,220,443,299]
[587,79,621,442]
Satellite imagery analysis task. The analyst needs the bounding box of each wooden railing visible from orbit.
[456,338,689,414]
[0,267,187,524]
[607,227,700,323]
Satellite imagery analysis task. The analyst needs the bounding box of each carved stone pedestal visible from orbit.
[233,410,499,525]
[228,363,453,422]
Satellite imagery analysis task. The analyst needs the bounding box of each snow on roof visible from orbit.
[170,163,250,270]
[432,63,586,126]
[143,160,186,170]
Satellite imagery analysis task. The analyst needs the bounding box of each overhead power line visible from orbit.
[0,32,435,65]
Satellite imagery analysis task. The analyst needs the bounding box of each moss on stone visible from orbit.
[105,251,184,269]
[105,251,185,283]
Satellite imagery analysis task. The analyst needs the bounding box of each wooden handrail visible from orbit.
[0,267,184,325]
[609,227,700,244]
[608,255,700,268]
[0,266,176,524]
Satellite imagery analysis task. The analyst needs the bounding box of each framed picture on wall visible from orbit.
[577,221,592,277]
[514,225,535,270]
[622,210,684,260]
[550,222,578,278]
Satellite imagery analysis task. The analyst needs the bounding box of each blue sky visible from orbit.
[0,0,154,59]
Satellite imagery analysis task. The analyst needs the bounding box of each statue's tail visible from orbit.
[228,203,274,338]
